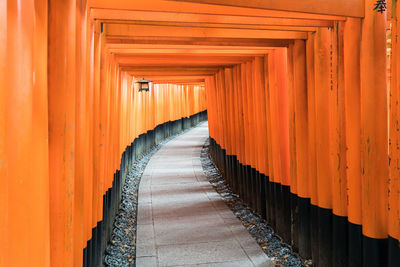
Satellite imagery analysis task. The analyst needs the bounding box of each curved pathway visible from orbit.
[136,122,274,267]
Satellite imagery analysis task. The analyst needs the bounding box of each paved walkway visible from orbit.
[136,122,273,267]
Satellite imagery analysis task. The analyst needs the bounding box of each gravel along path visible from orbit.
[200,138,312,267]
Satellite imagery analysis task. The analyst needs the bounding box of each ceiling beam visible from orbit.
[88,0,346,20]
[123,66,220,73]
[91,9,334,27]
[116,54,253,66]
[105,24,308,39]
[106,37,292,47]
[104,21,317,32]
[169,0,364,17]
[106,44,279,50]
[108,48,270,55]
[126,70,218,76]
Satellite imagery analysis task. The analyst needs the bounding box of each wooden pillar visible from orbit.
[48,0,76,265]
[6,1,51,266]
[314,27,333,267]
[287,43,299,251]
[360,0,389,265]
[343,17,363,267]
[293,39,311,258]
[74,1,89,264]
[389,1,400,265]
[0,1,6,265]
[306,31,319,265]
[330,21,348,266]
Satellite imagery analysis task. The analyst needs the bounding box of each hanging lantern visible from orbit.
[136,78,151,92]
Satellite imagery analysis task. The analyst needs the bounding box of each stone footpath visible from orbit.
[136,122,274,267]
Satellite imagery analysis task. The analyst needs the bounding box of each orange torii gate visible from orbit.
[1,0,400,267]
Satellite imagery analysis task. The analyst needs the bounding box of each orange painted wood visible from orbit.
[330,22,348,217]
[293,40,309,199]
[172,0,363,17]
[91,8,335,27]
[0,1,6,265]
[264,55,274,179]
[48,0,77,265]
[389,0,400,242]
[360,0,389,239]
[306,32,318,206]
[89,0,346,21]
[314,28,332,210]
[105,23,308,40]
[287,44,297,194]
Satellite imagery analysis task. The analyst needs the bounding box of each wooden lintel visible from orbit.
[91,8,334,27]
[105,23,308,40]
[169,0,364,17]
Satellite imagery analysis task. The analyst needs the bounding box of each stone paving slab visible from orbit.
[136,122,274,267]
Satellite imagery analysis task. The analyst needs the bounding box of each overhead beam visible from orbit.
[88,0,346,20]
[125,70,218,76]
[105,23,308,39]
[128,71,215,76]
[153,81,205,85]
[116,54,254,66]
[124,67,219,76]
[91,9,334,27]
[170,0,364,17]
[106,44,279,50]
[123,66,221,71]
[106,37,292,47]
[107,48,270,55]
[104,21,317,32]
[131,75,207,83]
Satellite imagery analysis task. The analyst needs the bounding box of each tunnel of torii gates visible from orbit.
[2,0,400,266]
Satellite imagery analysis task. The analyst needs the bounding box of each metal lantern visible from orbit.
[136,78,151,92]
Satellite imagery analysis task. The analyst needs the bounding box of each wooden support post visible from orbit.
[360,0,389,265]
[389,1,400,265]
[330,21,348,267]
[5,1,51,266]
[0,1,6,265]
[343,17,363,267]
[314,27,333,267]
[293,39,311,258]
[287,43,299,251]
[48,0,76,265]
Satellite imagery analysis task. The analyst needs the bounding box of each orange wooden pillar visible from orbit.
[6,1,51,266]
[235,64,247,200]
[264,54,275,227]
[267,52,279,229]
[292,39,311,259]
[275,49,291,244]
[360,0,389,265]
[389,0,400,264]
[343,17,363,267]
[224,67,235,190]
[254,56,268,218]
[268,49,291,242]
[240,63,251,205]
[287,43,299,249]
[306,30,319,264]
[48,0,76,265]
[0,2,6,265]
[246,61,258,210]
[232,65,241,195]
[330,21,348,266]
[74,1,89,265]
[306,31,319,264]
[314,27,333,267]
